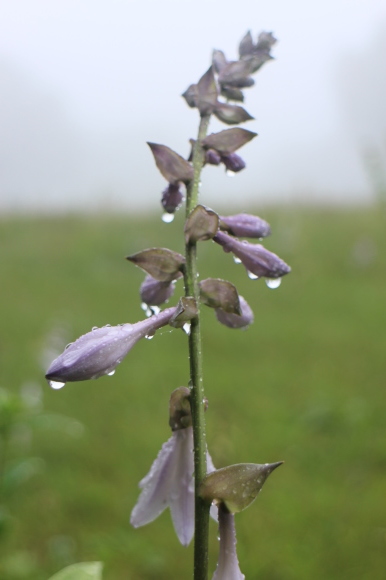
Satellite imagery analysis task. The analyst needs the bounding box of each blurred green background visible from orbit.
[0,206,385,579]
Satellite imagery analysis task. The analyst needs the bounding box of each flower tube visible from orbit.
[45,307,177,384]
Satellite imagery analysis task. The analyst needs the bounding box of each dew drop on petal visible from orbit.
[49,380,66,390]
[162,212,175,223]
[233,256,242,264]
[182,323,191,335]
[247,271,259,280]
[107,370,115,376]
[92,326,98,331]
[265,277,282,289]
[226,170,236,177]
[151,305,161,315]
[145,333,155,340]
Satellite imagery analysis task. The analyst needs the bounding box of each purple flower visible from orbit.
[221,152,245,173]
[161,183,184,214]
[45,307,177,384]
[212,505,244,580]
[131,425,216,546]
[219,213,271,238]
[140,275,176,308]
[213,231,291,279]
[215,296,254,329]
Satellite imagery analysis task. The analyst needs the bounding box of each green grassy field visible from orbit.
[0,206,385,579]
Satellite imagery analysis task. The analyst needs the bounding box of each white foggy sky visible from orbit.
[1,0,386,212]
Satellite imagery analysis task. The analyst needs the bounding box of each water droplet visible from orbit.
[233,256,242,264]
[92,326,98,331]
[141,302,152,317]
[151,305,161,315]
[247,271,259,280]
[49,380,66,390]
[182,323,191,335]
[107,370,115,376]
[65,342,74,349]
[103,324,111,328]
[162,212,174,223]
[265,277,282,289]
[226,170,236,177]
[145,333,155,340]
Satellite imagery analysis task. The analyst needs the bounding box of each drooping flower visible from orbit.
[161,183,184,214]
[131,388,216,546]
[45,307,178,384]
[212,505,245,580]
[213,231,291,280]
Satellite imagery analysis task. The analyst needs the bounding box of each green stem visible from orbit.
[184,114,211,580]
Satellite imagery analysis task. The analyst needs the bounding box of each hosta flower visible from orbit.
[131,425,216,546]
[45,307,177,384]
[213,231,291,279]
[212,506,245,580]
[131,387,216,546]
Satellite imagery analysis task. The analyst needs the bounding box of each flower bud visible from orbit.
[200,462,283,514]
[219,213,271,238]
[45,307,178,384]
[221,153,246,173]
[161,183,184,214]
[213,231,291,279]
[205,149,222,165]
[140,275,176,307]
[215,296,254,329]
[196,66,218,116]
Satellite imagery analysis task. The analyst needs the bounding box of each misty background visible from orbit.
[1,0,386,213]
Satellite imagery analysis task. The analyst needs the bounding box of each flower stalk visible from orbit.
[184,114,211,580]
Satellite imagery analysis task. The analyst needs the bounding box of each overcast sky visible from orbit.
[1,0,386,213]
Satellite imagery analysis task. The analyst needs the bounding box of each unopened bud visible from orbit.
[161,183,184,214]
[215,296,254,329]
[219,213,271,238]
[140,275,176,307]
[205,149,222,165]
[199,278,241,315]
[213,231,291,279]
[221,153,246,173]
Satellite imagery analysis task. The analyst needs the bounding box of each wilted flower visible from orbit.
[213,231,291,279]
[131,388,216,546]
[140,275,176,308]
[212,505,244,580]
[45,307,178,384]
[215,296,254,329]
[219,213,271,238]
